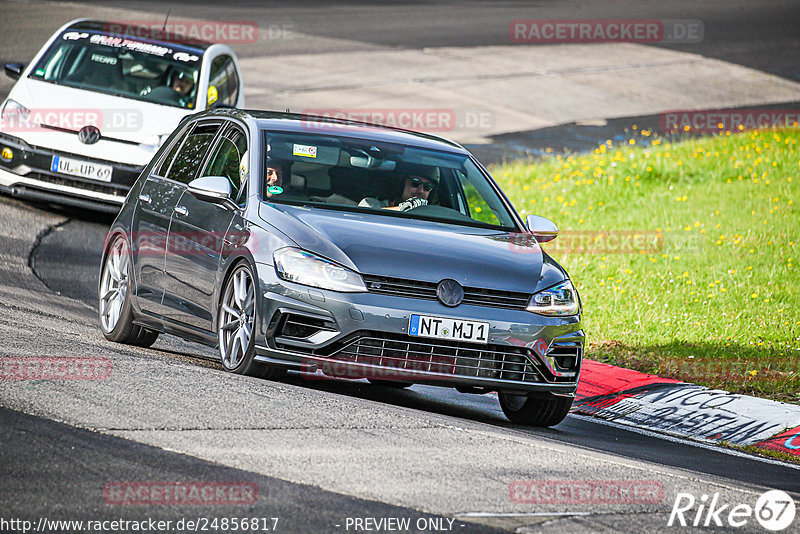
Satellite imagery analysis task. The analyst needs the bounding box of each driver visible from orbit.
[359,165,438,211]
[169,68,195,96]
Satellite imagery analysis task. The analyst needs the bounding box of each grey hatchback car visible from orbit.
[99,109,584,426]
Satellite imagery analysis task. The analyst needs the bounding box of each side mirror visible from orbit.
[187,176,238,209]
[4,63,25,80]
[526,214,558,243]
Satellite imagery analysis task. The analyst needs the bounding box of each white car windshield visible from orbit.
[29,30,202,109]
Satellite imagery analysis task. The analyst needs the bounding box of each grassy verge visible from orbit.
[491,128,799,403]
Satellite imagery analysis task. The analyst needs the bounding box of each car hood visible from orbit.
[10,80,189,139]
[4,79,191,164]
[259,203,567,293]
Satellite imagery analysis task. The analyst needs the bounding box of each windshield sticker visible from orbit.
[207,85,218,106]
[174,51,200,63]
[239,150,248,181]
[267,185,284,195]
[88,34,174,58]
[292,144,318,158]
[91,54,118,65]
[62,32,89,41]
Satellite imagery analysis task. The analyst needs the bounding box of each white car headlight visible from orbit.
[139,134,169,151]
[1,99,31,129]
[527,280,580,316]
[274,247,367,293]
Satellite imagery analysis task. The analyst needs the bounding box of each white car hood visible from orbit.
[4,79,193,166]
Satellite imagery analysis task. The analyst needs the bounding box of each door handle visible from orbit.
[138,193,152,204]
[174,205,188,217]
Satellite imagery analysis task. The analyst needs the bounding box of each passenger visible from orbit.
[359,165,438,212]
[265,161,284,198]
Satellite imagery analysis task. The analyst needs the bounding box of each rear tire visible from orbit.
[99,235,159,346]
[498,393,573,427]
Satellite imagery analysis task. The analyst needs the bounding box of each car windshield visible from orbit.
[262,131,518,230]
[29,29,202,109]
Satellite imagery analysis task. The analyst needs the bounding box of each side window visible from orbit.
[165,123,220,184]
[202,125,248,204]
[207,55,240,108]
[155,125,191,177]
[457,170,501,226]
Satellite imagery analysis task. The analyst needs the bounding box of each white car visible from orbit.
[0,19,244,212]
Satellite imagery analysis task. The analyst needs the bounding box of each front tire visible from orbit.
[498,393,573,427]
[99,235,158,347]
[218,263,284,380]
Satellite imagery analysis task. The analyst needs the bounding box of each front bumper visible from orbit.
[0,132,144,212]
[253,266,584,395]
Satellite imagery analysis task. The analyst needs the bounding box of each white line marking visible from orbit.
[569,413,800,470]
[458,512,591,517]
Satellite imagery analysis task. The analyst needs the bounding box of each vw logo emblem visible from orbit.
[436,279,464,307]
[78,125,101,145]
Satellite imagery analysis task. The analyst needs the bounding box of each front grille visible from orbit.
[39,123,139,146]
[328,332,545,383]
[362,274,531,311]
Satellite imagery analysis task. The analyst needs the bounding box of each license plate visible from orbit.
[51,155,112,182]
[408,314,490,344]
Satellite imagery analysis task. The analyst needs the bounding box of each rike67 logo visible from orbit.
[668,489,796,531]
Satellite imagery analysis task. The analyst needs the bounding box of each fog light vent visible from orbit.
[278,313,336,340]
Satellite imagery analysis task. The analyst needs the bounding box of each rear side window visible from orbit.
[164,123,220,184]
[207,55,240,108]
[155,126,191,177]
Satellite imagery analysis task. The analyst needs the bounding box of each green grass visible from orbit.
[491,128,800,403]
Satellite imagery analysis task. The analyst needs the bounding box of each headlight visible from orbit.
[274,247,366,293]
[139,134,169,151]
[527,280,580,316]
[0,99,31,129]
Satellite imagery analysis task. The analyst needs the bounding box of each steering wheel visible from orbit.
[405,203,475,222]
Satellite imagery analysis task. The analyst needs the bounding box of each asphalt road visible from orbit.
[2,406,501,534]
[5,0,798,80]
[2,1,799,532]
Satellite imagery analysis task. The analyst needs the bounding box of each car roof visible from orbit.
[67,19,212,52]
[219,109,469,154]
